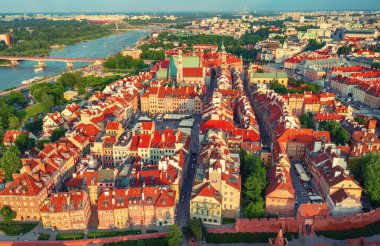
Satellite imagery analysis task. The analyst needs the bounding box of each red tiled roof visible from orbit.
[183,67,203,78]
[106,121,120,131]
[40,190,87,212]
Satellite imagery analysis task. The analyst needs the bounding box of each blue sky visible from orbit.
[0,0,379,13]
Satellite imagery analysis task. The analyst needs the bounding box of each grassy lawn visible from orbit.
[38,233,51,240]
[0,222,38,236]
[316,220,380,240]
[18,103,44,127]
[88,229,141,238]
[56,232,84,240]
[105,237,167,246]
[222,218,236,224]
[146,229,159,233]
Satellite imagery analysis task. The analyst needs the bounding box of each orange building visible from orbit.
[40,190,91,230]
[0,173,48,221]
[265,166,295,216]
[97,187,176,229]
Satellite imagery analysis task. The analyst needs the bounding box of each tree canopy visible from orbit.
[50,127,66,142]
[305,39,326,51]
[0,206,16,225]
[270,80,288,95]
[167,224,182,246]
[240,150,267,218]
[15,134,35,154]
[349,153,380,205]
[319,121,350,145]
[0,146,21,181]
[104,54,147,70]
[300,112,314,129]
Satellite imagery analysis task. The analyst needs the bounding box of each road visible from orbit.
[242,68,271,147]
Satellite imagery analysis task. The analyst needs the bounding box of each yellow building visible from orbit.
[141,86,203,114]
[98,189,129,229]
[64,90,78,101]
[40,190,91,230]
[249,72,288,87]
[190,182,222,225]
[265,167,295,217]
[319,166,363,200]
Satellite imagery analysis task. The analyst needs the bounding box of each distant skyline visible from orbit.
[1,0,380,13]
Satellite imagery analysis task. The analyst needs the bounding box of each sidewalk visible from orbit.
[0,222,168,242]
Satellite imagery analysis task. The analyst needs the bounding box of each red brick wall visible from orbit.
[208,208,380,234]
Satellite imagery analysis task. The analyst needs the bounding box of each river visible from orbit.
[0,29,150,91]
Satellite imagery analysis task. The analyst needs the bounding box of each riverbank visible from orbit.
[0,60,12,67]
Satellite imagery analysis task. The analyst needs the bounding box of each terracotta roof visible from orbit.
[106,121,120,131]
[40,190,87,213]
[297,203,329,218]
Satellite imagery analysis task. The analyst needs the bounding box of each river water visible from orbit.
[0,29,149,91]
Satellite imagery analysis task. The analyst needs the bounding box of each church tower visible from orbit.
[220,40,227,69]
[177,49,183,82]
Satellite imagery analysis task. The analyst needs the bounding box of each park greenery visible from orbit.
[30,73,124,112]
[305,39,326,51]
[166,224,182,246]
[186,218,205,241]
[147,29,272,62]
[0,221,37,236]
[104,54,148,71]
[140,49,165,60]
[316,219,380,240]
[15,134,36,153]
[0,19,112,56]
[56,232,85,240]
[0,146,22,181]
[240,150,267,218]
[354,116,366,125]
[0,205,16,225]
[348,153,380,206]
[300,112,314,129]
[372,62,380,70]
[337,46,352,56]
[271,80,322,95]
[87,229,141,238]
[319,121,350,145]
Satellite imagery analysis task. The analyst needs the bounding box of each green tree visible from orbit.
[0,206,16,225]
[15,134,35,154]
[0,146,21,181]
[245,198,265,218]
[50,127,66,142]
[300,112,314,129]
[337,46,351,56]
[187,218,203,240]
[270,81,288,95]
[319,121,350,145]
[57,72,82,89]
[6,91,28,107]
[137,240,145,246]
[354,116,365,125]
[41,94,55,112]
[362,153,380,204]
[167,224,182,246]
[305,39,326,51]
[8,116,19,130]
[371,62,380,70]
[37,139,50,151]
[305,82,322,94]
[244,167,266,201]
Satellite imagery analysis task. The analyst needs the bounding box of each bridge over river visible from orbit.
[0,56,106,69]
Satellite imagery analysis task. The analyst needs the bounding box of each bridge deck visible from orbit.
[0,56,106,62]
